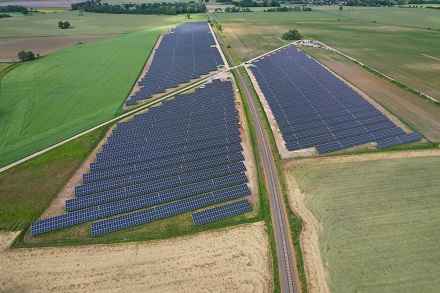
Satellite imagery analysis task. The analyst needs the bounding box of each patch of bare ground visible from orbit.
[302,47,440,141]
[1,222,273,293]
[283,148,440,293]
[123,34,164,108]
[284,170,330,293]
[0,35,116,62]
[228,74,259,203]
[245,63,316,159]
[421,53,440,62]
[284,148,440,168]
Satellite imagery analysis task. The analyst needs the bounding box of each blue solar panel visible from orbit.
[249,45,421,154]
[31,79,253,236]
[125,22,223,106]
[377,133,421,149]
[91,184,250,236]
[192,199,252,226]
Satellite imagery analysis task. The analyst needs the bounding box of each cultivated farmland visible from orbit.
[287,153,440,292]
[0,27,164,167]
[212,11,440,101]
[0,11,205,37]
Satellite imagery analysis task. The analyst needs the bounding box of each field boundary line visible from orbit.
[0,75,215,173]
[0,40,301,174]
[322,43,440,104]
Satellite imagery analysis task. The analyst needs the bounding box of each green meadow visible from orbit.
[291,156,440,292]
[0,26,165,167]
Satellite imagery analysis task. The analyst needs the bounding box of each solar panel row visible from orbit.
[125,22,223,106]
[249,46,421,154]
[91,184,251,236]
[31,79,253,236]
[31,183,249,236]
[192,199,252,226]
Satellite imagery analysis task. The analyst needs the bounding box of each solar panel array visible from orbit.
[192,199,252,226]
[126,22,223,106]
[31,80,252,236]
[250,46,421,154]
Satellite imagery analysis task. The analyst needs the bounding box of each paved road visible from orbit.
[207,13,300,293]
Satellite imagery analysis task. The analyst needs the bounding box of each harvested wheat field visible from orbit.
[0,222,272,293]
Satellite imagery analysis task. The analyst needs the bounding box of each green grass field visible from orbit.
[0,26,165,167]
[212,11,440,100]
[0,11,205,37]
[314,6,440,29]
[0,126,108,231]
[290,156,440,292]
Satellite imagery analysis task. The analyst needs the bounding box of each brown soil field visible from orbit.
[0,35,115,62]
[0,0,83,9]
[302,47,440,142]
[1,222,273,293]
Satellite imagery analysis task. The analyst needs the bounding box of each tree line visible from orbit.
[215,0,280,7]
[71,1,206,15]
[0,13,12,18]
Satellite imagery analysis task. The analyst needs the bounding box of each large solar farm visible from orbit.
[1,3,439,293]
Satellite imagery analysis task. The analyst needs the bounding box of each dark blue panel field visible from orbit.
[250,46,421,154]
[31,80,252,236]
[126,22,223,106]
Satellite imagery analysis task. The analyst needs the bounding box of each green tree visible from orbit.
[18,50,27,61]
[63,21,70,29]
[339,5,343,10]
[58,21,64,29]
[21,7,29,16]
[26,51,35,60]
[281,29,302,41]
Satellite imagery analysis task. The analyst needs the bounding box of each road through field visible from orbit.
[207,13,300,293]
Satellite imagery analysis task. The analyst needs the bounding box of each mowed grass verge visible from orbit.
[289,155,440,292]
[0,126,109,231]
[0,27,164,167]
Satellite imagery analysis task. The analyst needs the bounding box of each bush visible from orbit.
[281,29,302,40]
[58,20,71,29]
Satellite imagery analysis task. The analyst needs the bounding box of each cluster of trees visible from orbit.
[281,29,301,40]
[266,6,312,11]
[0,5,26,12]
[426,4,440,8]
[71,1,206,15]
[408,0,439,3]
[216,0,280,7]
[0,13,12,18]
[0,5,31,15]
[58,21,70,29]
[224,7,252,12]
[18,50,35,61]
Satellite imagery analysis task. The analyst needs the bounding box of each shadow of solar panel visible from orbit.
[192,199,252,226]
